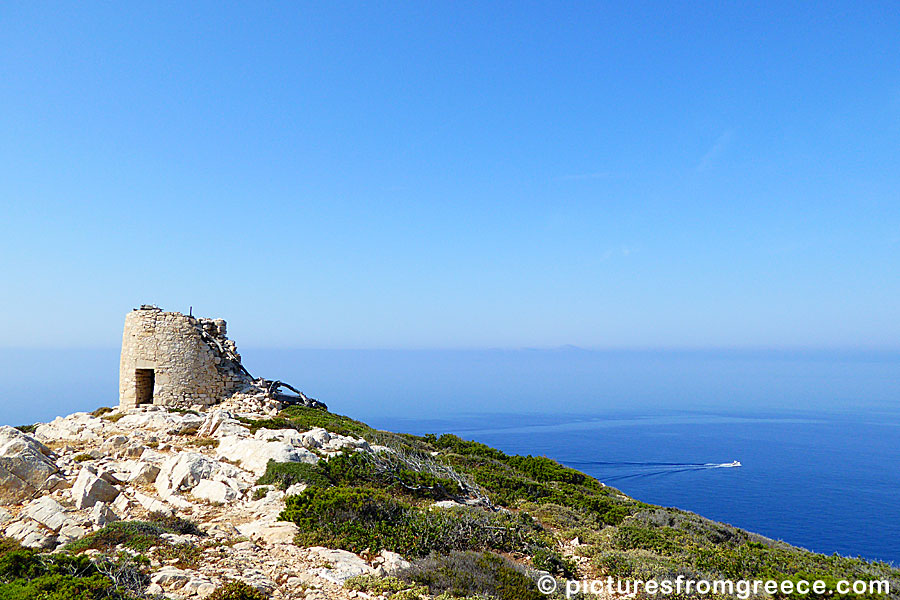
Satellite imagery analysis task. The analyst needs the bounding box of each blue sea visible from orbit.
[372,410,900,566]
[2,347,898,565]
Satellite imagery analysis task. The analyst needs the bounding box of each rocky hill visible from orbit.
[2,400,898,600]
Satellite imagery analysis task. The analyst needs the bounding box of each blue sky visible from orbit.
[2,2,898,350]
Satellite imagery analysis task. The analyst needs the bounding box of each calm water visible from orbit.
[372,410,900,566]
[1,347,898,564]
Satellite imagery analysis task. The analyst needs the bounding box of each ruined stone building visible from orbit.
[118,306,256,409]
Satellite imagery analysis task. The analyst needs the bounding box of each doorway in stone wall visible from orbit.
[135,368,155,405]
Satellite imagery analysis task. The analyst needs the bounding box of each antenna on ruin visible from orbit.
[189,306,192,317]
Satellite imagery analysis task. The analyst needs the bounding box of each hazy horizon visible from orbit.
[3,346,897,428]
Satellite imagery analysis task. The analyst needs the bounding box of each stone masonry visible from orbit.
[119,306,255,409]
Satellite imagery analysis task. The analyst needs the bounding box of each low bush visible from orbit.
[186,437,219,448]
[205,579,269,600]
[397,551,545,600]
[0,537,144,600]
[258,461,329,490]
[89,407,113,417]
[240,405,377,440]
[280,486,544,557]
[12,424,37,434]
[147,512,204,536]
[259,452,463,500]
[531,547,576,578]
[345,574,424,595]
[64,521,168,553]
[65,514,202,554]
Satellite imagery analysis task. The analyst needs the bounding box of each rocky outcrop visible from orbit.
[0,425,59,505]
[0,404,381,599]
[72,466,121,509]
[216,436,318,476]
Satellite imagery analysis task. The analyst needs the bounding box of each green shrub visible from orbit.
[64,514,202,554]
[398,551,545,600]
[187,437,220,448]
[252,487,272,500]
[205,579,269,600]
[345,574,424,594]
[240,405,377,440]
[147,512,204,536]
[258,461,329,490]
[12,425,36,434]
[64,521,168,553]
[259,452,463,500]
[280,486,544,557]
[72,454,94,463]
[89,407,113,417]
[0,539,138,600]
[424,434,509,462]
[531,547,576,578]
[154,543,202,568]
[507,455,586,485]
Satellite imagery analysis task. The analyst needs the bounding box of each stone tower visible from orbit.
[118,306,255,409]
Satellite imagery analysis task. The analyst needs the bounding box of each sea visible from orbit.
[1,347,898,565]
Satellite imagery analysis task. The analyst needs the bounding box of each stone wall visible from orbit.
[118,307,255,409]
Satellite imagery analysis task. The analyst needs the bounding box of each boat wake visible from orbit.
[563,459,741,482]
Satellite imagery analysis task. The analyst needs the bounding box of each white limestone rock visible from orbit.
[128,461,161,485]
[150,565,191,589]
[133,492,174,517]
[217,436,317,476]
[191,479,238,504]
[284,483,307,496]
[379,549,412,574]
[197,410,247,438]
[308,546,376,584]
[237,520,299,545]
[0,426,59,506]
[155,452,219,494]
[22,496,76,532]
[72,467,120,509]
[5,519,57,549]
[88,502,119,527]
[34,413,103,443]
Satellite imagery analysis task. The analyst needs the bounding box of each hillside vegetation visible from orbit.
[268,406,899,600]
[2,404,897,600]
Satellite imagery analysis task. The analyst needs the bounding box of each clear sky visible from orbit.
[2,2,898,350]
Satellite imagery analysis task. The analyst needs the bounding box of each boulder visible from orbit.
[300,428,331,449]
[238,520,299,545]
[34,413,103,443]
[379,549,411,574]
[133,492,173,517]
[5,519,56,549]
[197,410,246,438]
[114,410,203,434]
[88,502,119,527]
[22,496,75,532]
[308,546,376,584]
[285,483,307,496]
[155,452,218,494]
[150,565,191,589]
[190,480,238,504]
[72,466,120,509]
[128,461,161,485]
[217,436,317,476]
[0,426,59,505]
